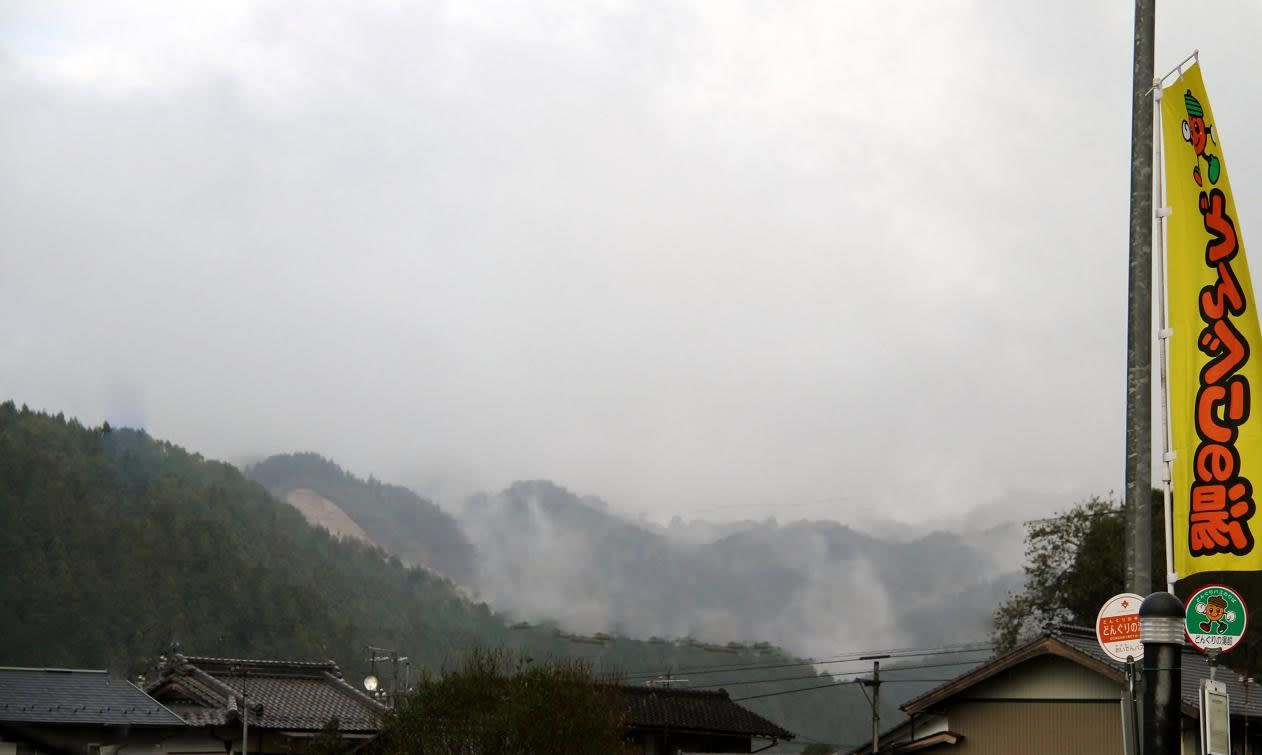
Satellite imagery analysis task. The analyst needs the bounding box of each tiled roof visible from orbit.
[619,685,794,740]
[901,623,1262,722]
[0,667,186,727]
[1052,623,1262,720]
[146,654,387,733]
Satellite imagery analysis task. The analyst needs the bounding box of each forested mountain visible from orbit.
[244,453,476,585]
[0,403,495,675]
[0,402,924,747]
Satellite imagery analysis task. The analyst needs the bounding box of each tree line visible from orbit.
[0,402,850,745]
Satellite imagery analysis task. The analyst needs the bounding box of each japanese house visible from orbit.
[850,624,1262,754]
[145,654,386,754]
[0,666,217,755]
[619,685,794,754]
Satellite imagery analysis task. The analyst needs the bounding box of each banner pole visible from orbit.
[1154,49,1200,91]
[1124,0,1157,597]
[1153,76,1178,595]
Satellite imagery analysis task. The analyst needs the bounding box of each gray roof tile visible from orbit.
[1052,624,1262,720]
[0,667,187,727]
[619,685,794,740]
[147,654,386,733]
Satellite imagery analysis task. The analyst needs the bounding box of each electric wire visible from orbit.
[675,657,991,690]
[732,679,853,702]
[730,676,958,703]
[618,641,992,680]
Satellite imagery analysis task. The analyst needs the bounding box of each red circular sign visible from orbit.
[1096,592,1144,662]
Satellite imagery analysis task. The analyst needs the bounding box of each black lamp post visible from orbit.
[1140,591,1184,755]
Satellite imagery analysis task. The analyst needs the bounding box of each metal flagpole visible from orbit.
[1152,49,1198,595]
[1153,70,1176,595]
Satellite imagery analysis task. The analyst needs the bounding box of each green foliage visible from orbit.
[305,718,350,755]
[377,649,627,755]
[0,401,498,674]
[991,493,1165,652]
[245,453,476,585]
[0,402,854,745]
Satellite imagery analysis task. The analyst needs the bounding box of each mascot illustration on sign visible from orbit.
[1195,594,1237,635]
[1182,90,1221,187]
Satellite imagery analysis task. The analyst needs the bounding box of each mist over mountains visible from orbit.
[2,406,1019,745]
[248,455,1028,659]
[464,480,1023,657]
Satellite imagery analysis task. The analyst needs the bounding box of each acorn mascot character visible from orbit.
[1182,89,1221,187]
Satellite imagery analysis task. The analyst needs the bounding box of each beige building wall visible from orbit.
[940,700,1123,755]
[901,654,1131,755]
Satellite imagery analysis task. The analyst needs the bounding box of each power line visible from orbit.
[1024,508,1123,525]
[619,641,991,680]
[732,679,854,702]
[731,677,958,704]
[620,642,991,679]
[678,657,989,690]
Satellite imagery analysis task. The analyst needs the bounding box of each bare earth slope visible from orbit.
[284,488,376,546]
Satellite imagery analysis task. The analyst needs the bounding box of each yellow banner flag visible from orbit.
[1164,63,1262,577]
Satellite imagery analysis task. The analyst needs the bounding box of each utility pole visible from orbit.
[871,660,880,754]
[1124,0,1156,596]
[237,666,249,755]
[242,687,248,755]
[859,654,888,753]
[366,646,409,707]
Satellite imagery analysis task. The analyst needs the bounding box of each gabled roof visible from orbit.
[0,667,186,728]
[1055,624,1262,720]
[146,654,387,733]
[902,626,1122,715]
[618,685,794,741]
[903,624,1262,721]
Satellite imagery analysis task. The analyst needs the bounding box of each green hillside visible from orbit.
[244,452,476,585]
[0,402,874,747]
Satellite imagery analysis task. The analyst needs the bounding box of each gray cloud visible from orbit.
[4,1,1262,523]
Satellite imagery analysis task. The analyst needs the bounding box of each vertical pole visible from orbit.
[871,661,880,754]
[242,679,248,755]
[233,664,249,755]
[1124,0,1156,595]
[1141,591,1184,755]
[1127,656,1142,755]
[1153,63,1179,595]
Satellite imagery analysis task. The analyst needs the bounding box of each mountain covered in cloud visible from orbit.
[461,480,1022,657]
[0,405,881,746]
[249,455,1024,658]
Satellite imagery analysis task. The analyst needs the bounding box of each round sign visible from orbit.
[1096,592,1144,662]
[1185,584,1248,654]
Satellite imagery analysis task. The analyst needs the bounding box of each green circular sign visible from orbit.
[1185,584,1248,653]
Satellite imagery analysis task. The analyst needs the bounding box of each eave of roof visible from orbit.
[898,730,963,751]
[902,634,1123,715]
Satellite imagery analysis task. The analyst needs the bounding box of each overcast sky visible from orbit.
[4,1,1262,524]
